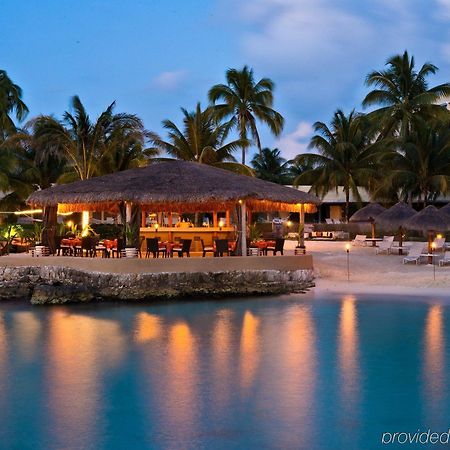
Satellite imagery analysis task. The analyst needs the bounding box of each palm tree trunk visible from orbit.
[242,147,246,165]
[345,188,350,222]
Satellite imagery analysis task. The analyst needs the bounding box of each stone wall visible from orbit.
[0,265,315,304]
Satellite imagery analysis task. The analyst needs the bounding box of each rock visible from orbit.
[0,265,315,304]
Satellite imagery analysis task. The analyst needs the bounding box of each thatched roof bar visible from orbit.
[29,161,321,209]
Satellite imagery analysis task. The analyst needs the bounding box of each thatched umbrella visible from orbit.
[28,160,321,256]
[349,202,386,240]
[376,202,416,251]
[404,205,450,261]
[440,202,450,218]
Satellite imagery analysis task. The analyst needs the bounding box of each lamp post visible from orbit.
[154,223,159,234]
[346,243,350,282]
[218,219,224,231]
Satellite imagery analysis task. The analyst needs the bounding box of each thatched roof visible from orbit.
[376,202,416,229]
[28,161,320,213]
[404,205,450,231]
[349,202,386,222]
[440,203,450,218]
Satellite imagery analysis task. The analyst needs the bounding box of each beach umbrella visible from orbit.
[404,205,450,259]
[376,202,416,249]
[349,202,386,238]
[440,202,450,218]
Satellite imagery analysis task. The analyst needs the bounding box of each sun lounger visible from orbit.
[325,218,333,224]
[376,236,395,254]
[352,234,367,246]
[439,251,450,266]
[402,242,426,264]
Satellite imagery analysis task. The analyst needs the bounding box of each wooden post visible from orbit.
[125,202,132,224]
[213,211,218,228]
[240,201,247,256]
[299,204,305,249]
[168,212,173,242]
[226,210,230,227]
[141,211,146,228]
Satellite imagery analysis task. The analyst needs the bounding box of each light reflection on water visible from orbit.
[0,296,448,450]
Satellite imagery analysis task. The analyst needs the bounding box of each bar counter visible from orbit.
[140,226,236,252]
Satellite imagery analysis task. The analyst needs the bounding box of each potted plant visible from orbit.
[124,224,138,258]
[31,223,47,256]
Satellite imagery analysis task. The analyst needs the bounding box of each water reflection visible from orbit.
[212,309,233,409]
[162,321,199,442]
[135,312,162,343]
[271,305,317,448]
[46,310,126,449]
[13,312,41,361]
[239,311,260,390]
[338,296,360,405]
[423,304,446,419]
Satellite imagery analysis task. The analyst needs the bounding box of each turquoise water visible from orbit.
[0,295,449,450]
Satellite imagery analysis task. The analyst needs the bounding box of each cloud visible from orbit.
[153,70,188,90]
[275,121,314,159]
[436,0,450,19]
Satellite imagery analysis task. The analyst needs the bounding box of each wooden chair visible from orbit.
[111,238,125,258]
[145,238,166,258]
[138,236,145,258]
[174,239,191,257]
[266,238,285,255]
[201,239,214,257]
[215,239,230,257]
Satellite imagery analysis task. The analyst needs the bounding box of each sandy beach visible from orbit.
[300,240,450,299]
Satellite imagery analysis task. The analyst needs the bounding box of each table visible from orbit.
[390,246,409,256]
[364,238,383,247]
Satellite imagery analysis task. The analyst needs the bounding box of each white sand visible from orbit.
[294,240,450,300]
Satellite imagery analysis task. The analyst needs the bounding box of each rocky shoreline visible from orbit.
[0,265,315,304]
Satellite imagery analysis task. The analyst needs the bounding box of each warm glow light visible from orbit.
[437,234,443,239]
[66,221,73,228]
[57,212,73,216]
[345,243,350,252]
[238,199,243,204]
[13,209,42,215]
[218,219,225,229]
[432,242,436,250]
[287,220,292,228]
[82,211,89,230]
[154,223,159,231]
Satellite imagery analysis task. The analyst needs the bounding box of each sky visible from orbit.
[1,0,450,161]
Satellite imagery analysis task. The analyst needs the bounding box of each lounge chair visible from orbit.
[375,236,395,255]
[0,240,7,256]
[439,251,450,266]
[402,242,426,264]
[352,235,367,246]
[325,218,333,224]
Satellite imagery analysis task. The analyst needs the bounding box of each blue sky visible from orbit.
[2,0,450,160]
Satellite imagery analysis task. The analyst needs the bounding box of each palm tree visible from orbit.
[293,109,385,221]
[32,96,149,182]
[208,66,284,164]
[251,148,291,184]
[362,51,450,139]
[372,117,450,207]
[0,70,28,139]
[148,103,252,174]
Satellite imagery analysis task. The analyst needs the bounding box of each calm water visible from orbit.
[0,294,449,450]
